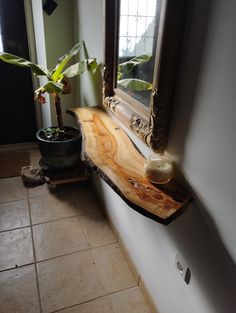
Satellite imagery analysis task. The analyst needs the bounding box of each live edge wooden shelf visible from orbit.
[68,106,191,225]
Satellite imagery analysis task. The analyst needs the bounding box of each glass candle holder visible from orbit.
[144,154,174,184]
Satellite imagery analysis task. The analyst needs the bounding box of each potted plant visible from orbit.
[0,42,98,170]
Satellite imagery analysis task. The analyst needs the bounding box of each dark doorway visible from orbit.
[0,0,37,144]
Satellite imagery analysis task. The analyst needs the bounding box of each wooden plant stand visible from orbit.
[40,161,90,190]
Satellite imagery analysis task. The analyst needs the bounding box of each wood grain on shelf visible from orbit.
[69,106,190,225]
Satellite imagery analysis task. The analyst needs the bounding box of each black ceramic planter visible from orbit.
[36,126,82,170]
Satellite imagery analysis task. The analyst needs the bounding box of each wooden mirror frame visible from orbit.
[103,0,187,152]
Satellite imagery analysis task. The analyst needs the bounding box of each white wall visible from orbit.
[168,0,236,261]
[43,0,77,127]
[75,0,103,107]
[77,0,236,312]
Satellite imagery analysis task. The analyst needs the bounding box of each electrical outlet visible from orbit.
[175,253,191,284]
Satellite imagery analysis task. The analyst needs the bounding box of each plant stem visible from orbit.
[53,94,64,129]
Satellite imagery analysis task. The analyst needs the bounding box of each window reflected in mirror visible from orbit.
[117,0,160,106]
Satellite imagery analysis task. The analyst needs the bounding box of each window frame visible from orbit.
[103,0,187,152]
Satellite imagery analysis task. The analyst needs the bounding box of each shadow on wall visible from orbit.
[94,171,236,313]
[167,201,236,313]
[167,0,213,161]
[166,1,236,310]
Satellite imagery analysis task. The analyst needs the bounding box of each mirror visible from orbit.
[103,0,186,152]
[117,0,160,107]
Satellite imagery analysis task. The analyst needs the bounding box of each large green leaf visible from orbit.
[36,81,64,95]
[52,42,83,82]
[118,54,151,77]
[117,78,152,91]
[0,53,51,78]
[62,59,98,78]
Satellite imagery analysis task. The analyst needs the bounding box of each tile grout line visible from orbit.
[88,240,139,311]
[0,238,122,272]
[30,213,80,227]
[0,224,31,234]
[0,241,124,273]
[0,196,28,206]
[26,199,105,227]
[0,262,35,273]
[79,213,95,250]
[0,202,91,234]
[36,241,121,264]
[49,285,140,313]
[26,187,43,313]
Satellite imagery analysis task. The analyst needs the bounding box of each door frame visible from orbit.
[24,0,43,130]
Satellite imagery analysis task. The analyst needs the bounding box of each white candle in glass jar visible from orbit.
[144,154,174,184]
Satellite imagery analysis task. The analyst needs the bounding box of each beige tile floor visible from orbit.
[0,150,152,313]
